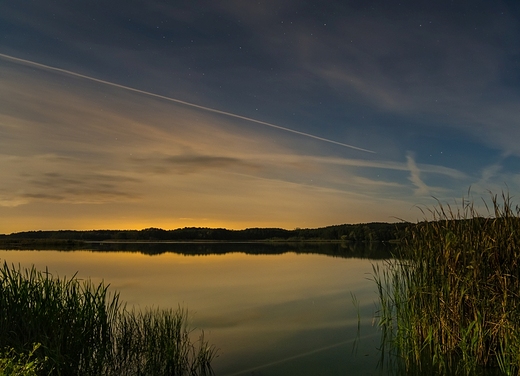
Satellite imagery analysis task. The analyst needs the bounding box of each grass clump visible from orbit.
[375,192,520,375]
[111,307,215,375]
[0,344,45,376]
[0,262,216,375]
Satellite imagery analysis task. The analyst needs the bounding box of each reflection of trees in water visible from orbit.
[76,241,396,259]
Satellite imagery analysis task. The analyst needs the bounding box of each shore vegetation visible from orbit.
[375,192,520,375]
[0,262,216,375]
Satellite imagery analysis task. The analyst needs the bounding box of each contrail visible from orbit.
[0,53,375,153]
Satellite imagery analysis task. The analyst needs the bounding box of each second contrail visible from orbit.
[0,52,375,153]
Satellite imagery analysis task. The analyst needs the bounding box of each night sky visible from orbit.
[1,1,519,232]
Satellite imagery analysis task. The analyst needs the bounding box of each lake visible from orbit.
[0,242,392,375]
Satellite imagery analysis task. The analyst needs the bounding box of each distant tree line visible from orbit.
[0,222,410,242]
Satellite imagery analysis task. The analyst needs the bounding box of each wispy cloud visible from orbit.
[406,152,430,196]
[0,28,514,232]
[130,153,260,175]
[0,53,375,153]
[1,170,142,206]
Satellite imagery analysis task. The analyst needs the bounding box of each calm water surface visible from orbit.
[0,243,391,375]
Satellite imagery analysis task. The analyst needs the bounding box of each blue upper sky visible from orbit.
[0,0,519,232]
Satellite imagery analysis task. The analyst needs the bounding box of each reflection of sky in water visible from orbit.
[0,250,386,375]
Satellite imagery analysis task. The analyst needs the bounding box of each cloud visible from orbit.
[0,53,375,154]
[0,151,143,207]
[0,35,507,231]
[0,57,466,199]
[2,171,142,206]
[479,164,503,184]
[406,153,430,196]
[351,176,405,189]
[0,194,28,207]
[305,6,510,109]
[130,153,260,175]
[309,155,467,179]
[251,3,520,158]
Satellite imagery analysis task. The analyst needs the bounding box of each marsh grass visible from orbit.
[375,192,520,375]
[0,343,45,376]
[0,262,216,375]
[110,307,215,375]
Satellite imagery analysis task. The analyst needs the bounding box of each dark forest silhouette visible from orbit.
[0,222,410,244]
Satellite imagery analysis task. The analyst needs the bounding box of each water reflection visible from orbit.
[56,240,396,259]
[0,243,392,375]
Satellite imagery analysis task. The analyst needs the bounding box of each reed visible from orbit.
[375,192,520,375]
[0,262,216,375]
[109,307,216,375]
[0,344,45,376]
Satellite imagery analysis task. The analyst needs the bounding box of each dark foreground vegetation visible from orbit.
[0,222,409,246]
[375,193,520,375]
[0,262,216,375]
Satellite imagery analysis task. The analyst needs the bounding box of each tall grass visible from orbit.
[0,344,45,376]
[0,262,216,375]
[110,307,215,375]
[375,192,520,375]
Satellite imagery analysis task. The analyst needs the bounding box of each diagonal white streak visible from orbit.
[0,53,375,154]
